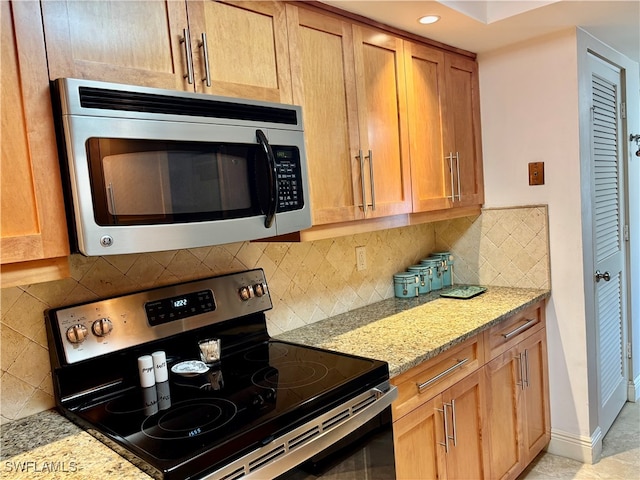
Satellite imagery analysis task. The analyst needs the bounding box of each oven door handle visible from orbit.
[256,129,278,229]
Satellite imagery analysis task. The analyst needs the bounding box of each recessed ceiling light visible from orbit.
[418,15,440,25]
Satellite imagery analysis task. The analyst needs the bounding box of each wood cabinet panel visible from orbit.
[190,0,292,102]
[484,301,550,480]
[442,53,484,207]
[485,302,545,359]
[42,0,189,90]
[392,334,483,420]
[287,6,362,224]
[393,395,445,480]
[353,25,412,218]
[485,347,522,480]
[520,329,551,464]
[1,0,69,285]
[42,0,292,103]
[404,41,451,212]
[442,370,488,480]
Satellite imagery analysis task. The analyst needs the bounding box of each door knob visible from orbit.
[595,270,611,282]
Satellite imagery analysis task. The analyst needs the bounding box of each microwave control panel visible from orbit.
[274,147,303,212]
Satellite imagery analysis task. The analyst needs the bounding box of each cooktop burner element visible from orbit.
[45,269,396,480]
[141,398,238,440]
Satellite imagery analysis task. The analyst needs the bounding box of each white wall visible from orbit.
[479,27,640,462]
[478,29,596,460]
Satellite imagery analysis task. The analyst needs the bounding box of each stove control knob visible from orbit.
[66,324,88,344]
[239,286,253,301]
[92,318,113,337]
[253,283,266,297]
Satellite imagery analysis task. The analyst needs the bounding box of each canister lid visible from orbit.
[407,264,428,271]
[393,272,418,282]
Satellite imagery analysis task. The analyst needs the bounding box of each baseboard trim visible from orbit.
[546,426,603,464]
[628,374,640,401]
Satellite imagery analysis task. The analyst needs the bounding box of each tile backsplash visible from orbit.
[0,205,549,423]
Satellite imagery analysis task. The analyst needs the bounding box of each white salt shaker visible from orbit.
[152,351,168,383]
[138,355,155,388]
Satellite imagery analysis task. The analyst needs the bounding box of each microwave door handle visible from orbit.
[256,129,278,229]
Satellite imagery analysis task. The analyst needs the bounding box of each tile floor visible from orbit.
[520,401,640,479]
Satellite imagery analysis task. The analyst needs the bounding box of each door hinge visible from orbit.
[621,102,626,119]
[624,224,630,242]
[627,342,632,359]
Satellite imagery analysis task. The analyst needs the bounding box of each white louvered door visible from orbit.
[589,54,628,437]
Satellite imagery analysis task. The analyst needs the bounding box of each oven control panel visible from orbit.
[47,269,272,364]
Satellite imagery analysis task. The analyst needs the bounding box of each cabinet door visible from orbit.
[1,0,69,284]
[393,395,447,480]
[442,54,484,207]
[188,1,292,102]
[442,370,488,479]
[404,41,452,212]
[353,26,412,218]
[485,348,523,480]
[42,1,190,90]
[520,328,551,464]
[286,6,363,225]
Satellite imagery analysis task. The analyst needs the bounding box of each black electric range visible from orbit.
[45,269,396,480]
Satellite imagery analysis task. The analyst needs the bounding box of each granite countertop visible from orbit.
[1,285,549,477]
[276,285,550,377]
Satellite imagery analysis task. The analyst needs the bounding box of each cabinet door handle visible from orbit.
[366,150,375,210]
[454,152,461,200]
[180,28,194,85]
[198,32,211,87]
[437,404,450,453]
[516,353,525,390]
[449,399,458,446]
[357,150,367,214]
[417,357,469,392]
[502,318,537,340]
[446,153,455,201]
[524,349,530,388]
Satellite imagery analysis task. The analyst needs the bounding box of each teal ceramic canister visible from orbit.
[407,265,431,295]
[431,252,454,287]
[420,257,443,291]
[393,272,419,298]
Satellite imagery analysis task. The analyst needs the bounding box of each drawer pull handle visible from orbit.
[502,318,537,340]
[417,357,469,392]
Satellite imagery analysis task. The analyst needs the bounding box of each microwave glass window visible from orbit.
[86,138,284,226]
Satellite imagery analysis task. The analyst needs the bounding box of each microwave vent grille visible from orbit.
[77,87,298,125]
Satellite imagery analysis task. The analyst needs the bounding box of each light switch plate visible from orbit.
[528,162,545,185]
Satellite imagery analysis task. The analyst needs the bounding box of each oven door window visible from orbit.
[87,138,277,226]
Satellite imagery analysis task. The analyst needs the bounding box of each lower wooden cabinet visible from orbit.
[394,371,488,480]
[392,300,549,480]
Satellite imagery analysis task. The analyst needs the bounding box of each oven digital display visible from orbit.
[145,290,215,326]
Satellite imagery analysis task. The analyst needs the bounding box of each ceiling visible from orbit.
[322,1,640,63]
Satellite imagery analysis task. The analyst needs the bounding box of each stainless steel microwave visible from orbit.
[52,78,311,256]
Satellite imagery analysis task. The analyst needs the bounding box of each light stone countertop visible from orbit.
[1,285,549,478]
[275,286,550,378]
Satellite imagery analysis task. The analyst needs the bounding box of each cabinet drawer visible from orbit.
[484,300,545,360]
[391,334,483,420]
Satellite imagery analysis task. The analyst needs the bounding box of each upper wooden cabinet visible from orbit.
[352,26,412,219]
[287,8,411,227]
[404,41,484,213]
[442,53,484,207]
[287,7,362,225]
[41,0,292,103]
[1,0,70,287]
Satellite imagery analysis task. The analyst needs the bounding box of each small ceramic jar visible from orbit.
[431,252,454,287]
[420,257,443,291]
[393,272,419,298]
[407,265,431,295]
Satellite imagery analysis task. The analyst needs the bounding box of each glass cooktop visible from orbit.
[70,340,387,479]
